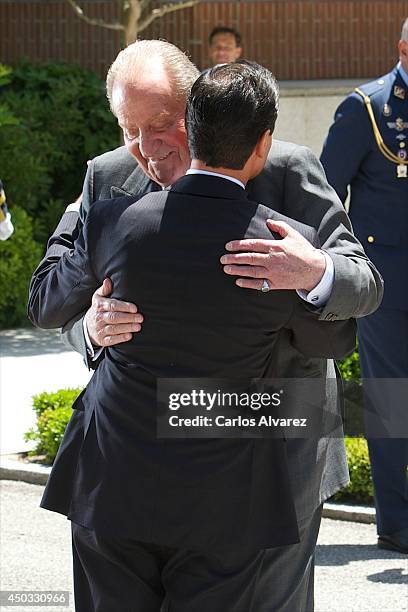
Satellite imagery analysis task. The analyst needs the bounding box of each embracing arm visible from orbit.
[223,142,383,320]
[29,160,142,367]
[283,144,383,320]
[60,162,98,357]
[28,162,94,359]
[28,214,99,329]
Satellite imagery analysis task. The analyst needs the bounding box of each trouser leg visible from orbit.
[357,307,408,535]
[71,522,166,612]
[252,504,323,612]
[162,545,266,612]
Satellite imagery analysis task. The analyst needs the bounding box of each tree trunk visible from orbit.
[124,0,142,45]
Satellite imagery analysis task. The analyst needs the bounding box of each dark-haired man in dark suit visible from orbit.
[30,61,357,611]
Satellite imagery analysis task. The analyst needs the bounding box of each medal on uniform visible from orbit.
[397,164,407,178]
[383,103,392,117]
[387,117,408,131]
[394,85,406,100]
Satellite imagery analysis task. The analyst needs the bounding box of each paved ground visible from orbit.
[0,481,406,612]
[0,327,92,455]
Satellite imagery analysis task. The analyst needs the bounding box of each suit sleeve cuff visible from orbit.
[296,250,334,307]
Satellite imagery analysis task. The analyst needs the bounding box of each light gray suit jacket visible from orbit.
[33,140,383,524]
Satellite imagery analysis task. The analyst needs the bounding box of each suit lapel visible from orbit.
[110,165,160,199]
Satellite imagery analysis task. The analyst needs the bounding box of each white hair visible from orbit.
[106,39,199,114]
[402,17,408,41]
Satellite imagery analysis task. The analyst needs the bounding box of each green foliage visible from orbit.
[0,63,13,86]
[0,207,42,328]
[332,437,373,504]
[0,59,119,245]
[337,347,364,437]
[0,64,18,128]
[0,105,18,129]
[25,387,84,464]
[25,384,374,506]
[337,348,361,381]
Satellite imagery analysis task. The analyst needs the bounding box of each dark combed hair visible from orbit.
[186,60,279,169]
[209,26,242,46]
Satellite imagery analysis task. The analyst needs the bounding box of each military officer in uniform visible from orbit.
[320,18,408,554]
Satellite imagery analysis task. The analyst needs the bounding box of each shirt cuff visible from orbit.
[83,316,104,362]
[296,250,334,307]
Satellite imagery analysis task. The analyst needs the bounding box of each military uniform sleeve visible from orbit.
[320,94,372,204]
[283,145,383,320]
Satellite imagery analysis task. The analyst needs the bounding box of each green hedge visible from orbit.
[0,207,42,327]
[332,437,373,504]
[0,60,120,328]
[0,64,18,128]
[337,348,361,381]
[0,60,119,247]
[26,384,373,504]
[25,387,83,465]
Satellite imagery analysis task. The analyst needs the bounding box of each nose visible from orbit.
[138,129,161,159]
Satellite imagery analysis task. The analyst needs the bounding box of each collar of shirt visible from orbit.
[397,61,408,88]
[186,169,245,190]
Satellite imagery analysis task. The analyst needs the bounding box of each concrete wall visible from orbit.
[273,79,363,157]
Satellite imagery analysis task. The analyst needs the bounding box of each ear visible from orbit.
[255,129,273,160]
[399,38,408,59]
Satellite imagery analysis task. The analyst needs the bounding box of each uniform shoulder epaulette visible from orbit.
[354,76,408,173]
[355,75,388,101]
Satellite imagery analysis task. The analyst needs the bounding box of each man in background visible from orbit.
[320,17,408,554]
[208,26,242,66]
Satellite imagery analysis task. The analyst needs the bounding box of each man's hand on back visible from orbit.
[85,278,144,347]
[220,219,326,292]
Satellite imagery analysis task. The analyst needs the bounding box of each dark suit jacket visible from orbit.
[29,174,353,552]
[29,141,379,534]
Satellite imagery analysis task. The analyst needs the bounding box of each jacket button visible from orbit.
[367,235,375,243]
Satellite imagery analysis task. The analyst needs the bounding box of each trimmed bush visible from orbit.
[25,386,374,505]
[0,60,119,328]
[0,59,119,246]
[0,64,18,128]
[338,347,361,381]
[333,437,374,505]
[25,387,83,464]
[0,207,42,327]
